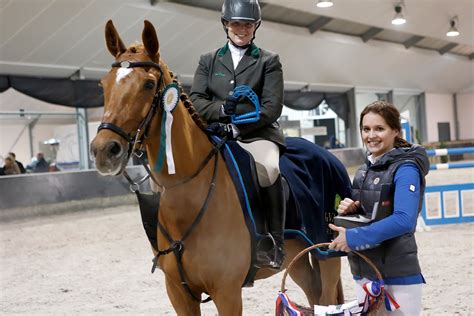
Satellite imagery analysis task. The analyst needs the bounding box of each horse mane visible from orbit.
[163,64,208,131]
[175,79,208,131]
[123,44,208,130]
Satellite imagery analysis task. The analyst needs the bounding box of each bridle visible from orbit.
[97,60,165,158]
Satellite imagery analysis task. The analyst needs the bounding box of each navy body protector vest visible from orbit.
[347,158,424,279]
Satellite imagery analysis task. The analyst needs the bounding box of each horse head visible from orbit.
[91,20,166,176]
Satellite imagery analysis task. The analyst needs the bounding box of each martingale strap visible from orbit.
[123,138,227,304]
[151,151,219,304]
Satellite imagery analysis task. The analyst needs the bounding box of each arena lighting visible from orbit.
[446,16,460,37]
[391,3,406,25]
[316,0,333,8]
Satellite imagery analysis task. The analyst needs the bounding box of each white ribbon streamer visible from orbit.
[164,108,175,174]
[161,84,179,174]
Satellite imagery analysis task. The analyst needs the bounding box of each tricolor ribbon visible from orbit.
[155,83,179,174]
[361,280,384,312]
[361,280,400,312]
[275,292,302,316]
[384,291,400,311]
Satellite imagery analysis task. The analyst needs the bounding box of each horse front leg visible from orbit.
[315,256,343,305]
[212,286,243,316]
[165,276,201,316]
[285,239,321,306]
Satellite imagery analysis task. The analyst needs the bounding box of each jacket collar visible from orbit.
[217,42,260,58]
[217,42,260,75]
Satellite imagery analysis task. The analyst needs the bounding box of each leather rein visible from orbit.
[98,60,227,303]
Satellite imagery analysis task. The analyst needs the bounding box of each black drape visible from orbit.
[283,90,350,124]
[0,75,103,108]
[1,75,351,121]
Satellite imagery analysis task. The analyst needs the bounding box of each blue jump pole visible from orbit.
[426,147,474,156]
[430,162,474,170]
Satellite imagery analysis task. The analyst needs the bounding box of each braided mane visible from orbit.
[169,70,208,131]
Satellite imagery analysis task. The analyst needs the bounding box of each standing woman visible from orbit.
[190,0,286,269]
[329,101,429,315]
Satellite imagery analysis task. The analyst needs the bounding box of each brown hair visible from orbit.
[359,101,411,148]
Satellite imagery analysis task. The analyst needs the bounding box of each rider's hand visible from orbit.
[222,95,239,116]
[337,198,361,215]
[206,122,239,139]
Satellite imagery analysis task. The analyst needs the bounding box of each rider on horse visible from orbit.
[190,0,286,269]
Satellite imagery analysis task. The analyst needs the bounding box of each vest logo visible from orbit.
[373,177,380,184]
[382,200,391,206]
[214,72,225,77]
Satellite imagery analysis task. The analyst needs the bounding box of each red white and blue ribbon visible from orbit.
[361,280,400,312]
[155,83,179,174]
[384,290,400,311]
[275,292,302,316]
[361,280,383,312]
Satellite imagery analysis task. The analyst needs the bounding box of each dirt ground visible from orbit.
[1,168,473,315]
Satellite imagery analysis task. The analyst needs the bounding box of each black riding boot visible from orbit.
[256,175,286,270]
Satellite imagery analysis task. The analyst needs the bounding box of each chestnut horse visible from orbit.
[91,20,342,315]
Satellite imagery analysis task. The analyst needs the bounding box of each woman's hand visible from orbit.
[328,224,351,252]
[337,198,361,215]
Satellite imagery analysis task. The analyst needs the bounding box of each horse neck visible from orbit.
[145,74,212,185]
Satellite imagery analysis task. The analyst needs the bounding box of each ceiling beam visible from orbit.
[361,27,383,43]
[307,16,333,34]
[438,43,458,55]
[403,35,424,49]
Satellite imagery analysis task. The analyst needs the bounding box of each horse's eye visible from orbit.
[144,81,155,90]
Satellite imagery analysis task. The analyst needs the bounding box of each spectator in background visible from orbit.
[32,152,50,173]
[8,152,26,173]
[326,135,344,149]
[0,155,21,175]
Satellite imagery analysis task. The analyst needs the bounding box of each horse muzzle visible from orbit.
[90,137,129,176]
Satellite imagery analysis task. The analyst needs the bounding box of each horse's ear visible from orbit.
[142,20,159,60]
[105,20,126,57]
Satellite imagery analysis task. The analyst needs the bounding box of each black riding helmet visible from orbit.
[221,0,261,47]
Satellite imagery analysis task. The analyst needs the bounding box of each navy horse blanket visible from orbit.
[280,137,352,246]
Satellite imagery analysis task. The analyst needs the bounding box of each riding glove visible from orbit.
[222,95,239,116]
[206,122,239,139]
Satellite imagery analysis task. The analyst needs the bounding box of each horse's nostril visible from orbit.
[107,141,122,157]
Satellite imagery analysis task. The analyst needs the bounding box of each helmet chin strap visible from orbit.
[226,30,257,49]
[228,38,252,49]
